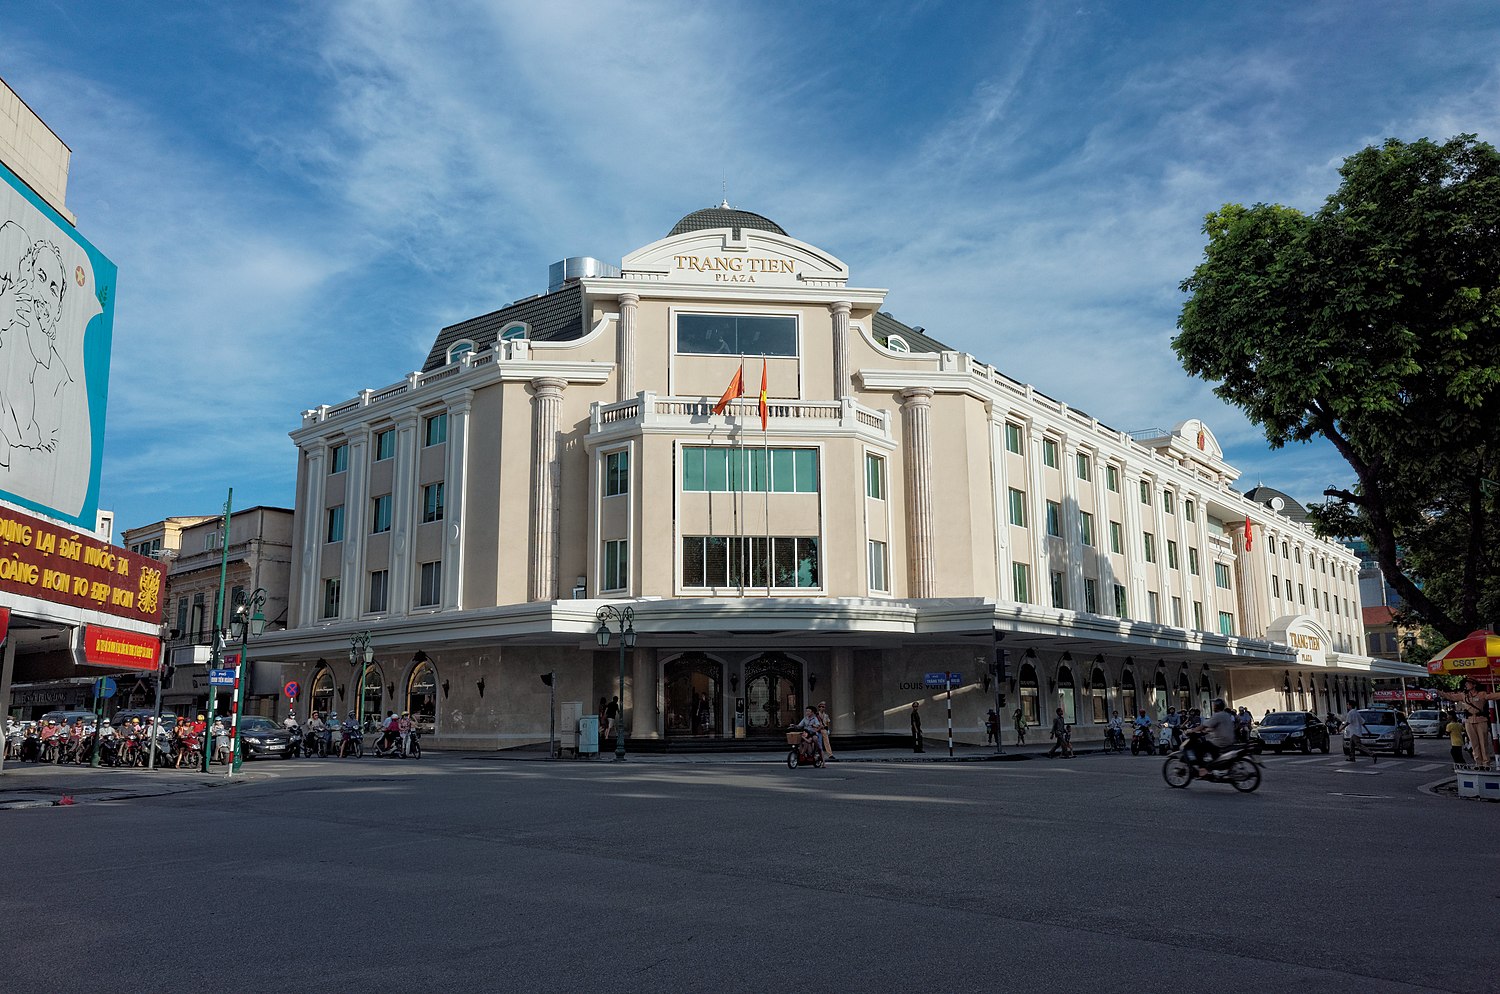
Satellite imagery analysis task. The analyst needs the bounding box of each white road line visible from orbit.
[1412,762,1445,772]
[1287,757,1329,765]
[1335,768,1381,775]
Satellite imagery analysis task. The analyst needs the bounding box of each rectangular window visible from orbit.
[325,505,345,543]
[681,536,817,588]
[1163,490,1175,515]
[1050,570,1067,609]
[418,561,442,607]
[865,453,886,500]
[374,428,395,461]
[1167,540,1178,570]
[1185,499,1196,523]
[1083,578,1098,614]
[1172,596,1184,627]
[1004,422,1023,454]
[868,540,889,592]
[773,537,820,588]
[176,597,188,636]
[422,483,445,523]
[1008,488,1027,527]
[1042,438,1059,468]
[1076,452,1091,481]
[1079,511,1094,547]
[1106,465,1119,492]
[1013,563,1031,603]
[1113,583,1128,618]
[1139,480,1151,505]
[604,450,629,497]
[371,494,392,534]
[676,313,798,356]
[368,570,389,613]
[1299,583,1306,605]
[1194,601,1205,630]
[1272,574,1281,598]
[603,539,629,592]
[1046,501,1062,537]
[1109,521,1123,554]
[1286,578,1293,600]
[1148,591,1160,623]
[1219,611,1235,636]
[424,412,448,447]
[1323,590,1330,611]
[1189,547,1200,575]
[683,446,817,492]
[1143,532,1156,563]
[322,577,341,619]
[329,443,348,474]
[1216,563,1232,589]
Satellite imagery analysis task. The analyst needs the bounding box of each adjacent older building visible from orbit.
[252,206,1423,748]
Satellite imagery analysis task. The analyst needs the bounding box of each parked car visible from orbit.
[237,716,293,760]
[1346,709,1416,757]
[1251,711,1330,754]
[1407,709,1444,738]
[111,708,178,728]
[40,710,99,728]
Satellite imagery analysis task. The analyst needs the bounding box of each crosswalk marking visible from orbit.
[1412,762,1445,772]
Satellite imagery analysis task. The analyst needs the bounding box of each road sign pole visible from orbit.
[148,639,166,770]
[89,680,103,768]
[204,488,232,772]
[947,673,954,758]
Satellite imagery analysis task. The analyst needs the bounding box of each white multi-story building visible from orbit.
[254,206,1422,748]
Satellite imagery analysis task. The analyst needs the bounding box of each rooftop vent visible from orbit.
[548,256,621,293]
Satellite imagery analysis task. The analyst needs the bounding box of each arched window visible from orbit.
[360,665,384,731]
[1155,671,1169,718]
[407,660,437,735]
[446,340,475,364]
[1090,667,1108,723]
[1019,663,1040,726]
[310,664,335,718]
[499,323,529,342]
[1198,670,1212,712]
[1283,674,1294,712]
[1176,671,1191,714]
[1057,666,1076,725]
[885,334,911,353]
[1121,668,1137,719]
[1296,677,1307,711]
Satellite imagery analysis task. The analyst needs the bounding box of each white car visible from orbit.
[1408,709,1443,738]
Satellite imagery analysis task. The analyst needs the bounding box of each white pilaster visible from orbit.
[900,387,936,597]
[529,377,567,601]
[442,390,474,610]
[388,415,419,613]
[617,293,639,402]
[830,300,852,399]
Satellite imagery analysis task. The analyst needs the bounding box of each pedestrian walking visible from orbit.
[817,701,835,761]
[1013,707,1027,745]
[1343,699,1377,764]
[605,696,621,740]
[984,708,999,746]
[1445,712,1467,766]
[910,701,924,753]
[1046,707,1073,758]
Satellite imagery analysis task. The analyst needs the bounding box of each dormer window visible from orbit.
[446,340,475,363]
[499,323,529,342]
[885,334,911,353]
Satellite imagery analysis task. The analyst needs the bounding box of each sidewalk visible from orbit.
[466,737,1111,764]
[0,762,252,809]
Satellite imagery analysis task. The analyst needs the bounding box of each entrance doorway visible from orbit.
[664,654,723,738]
[743,652,803,736]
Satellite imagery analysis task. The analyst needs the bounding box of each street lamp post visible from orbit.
[350,631,373,733]
[228,587,266,774]
[594,605,636,761]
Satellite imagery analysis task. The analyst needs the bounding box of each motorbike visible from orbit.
[1157,724,1174,756]
[285,724,305,758]
[339,729,364,758]
[1162,733,1262,792]
[785,729,824,769]
[1103,727,1126,753]
[373,729,422,759]
[1130,726,1154,755]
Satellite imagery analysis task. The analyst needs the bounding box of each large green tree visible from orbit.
[1174,135,1500,644]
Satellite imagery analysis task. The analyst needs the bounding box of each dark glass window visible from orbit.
[677,313,797,356]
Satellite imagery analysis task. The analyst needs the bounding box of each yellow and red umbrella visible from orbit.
[1427,630,1500,678]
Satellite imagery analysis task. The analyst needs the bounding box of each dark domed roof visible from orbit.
[669,203,786,237]
[1244,486,1310,524]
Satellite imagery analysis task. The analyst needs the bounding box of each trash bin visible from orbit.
[577,715,599,756]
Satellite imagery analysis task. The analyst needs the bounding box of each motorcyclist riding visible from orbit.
[1185,698,1236,777]
[1107,710,1124,750]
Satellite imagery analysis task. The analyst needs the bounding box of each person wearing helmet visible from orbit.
[1185,698,1236,777]
[339,710,361,757]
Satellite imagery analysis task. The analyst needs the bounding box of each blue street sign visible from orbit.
[923,672,962,688]
[94,676,117,698]
[208,668,236,687]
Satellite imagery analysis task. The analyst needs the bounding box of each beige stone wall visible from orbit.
[0,79,73,223]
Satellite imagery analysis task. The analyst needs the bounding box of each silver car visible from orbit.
[1408,709,1443,738]
[1346,709,1416,757]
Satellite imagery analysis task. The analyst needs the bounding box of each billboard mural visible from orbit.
[0,159,116,529]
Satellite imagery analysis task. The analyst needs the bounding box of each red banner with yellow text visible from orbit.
[0,506,165,625]
[83,625,161,671]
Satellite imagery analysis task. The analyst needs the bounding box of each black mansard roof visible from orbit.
[422,283,585,372]
[668,205,787,237]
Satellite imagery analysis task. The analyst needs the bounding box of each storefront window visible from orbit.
[1155,672,1169,718]
[310,665,335,718]
[1019,664,1040,726]
[1090,667,1108,723]
[1121,670,1137,719]
[1057,666,1076,725]
[1177,671,1191,714]
[407,661,437,735]
[360,665,384,730]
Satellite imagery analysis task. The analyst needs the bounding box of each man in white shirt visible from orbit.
[1343,699,1377,764]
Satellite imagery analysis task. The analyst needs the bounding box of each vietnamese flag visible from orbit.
[711,363,744,415]
[759,359,769,432]
[1244,515,1254,551]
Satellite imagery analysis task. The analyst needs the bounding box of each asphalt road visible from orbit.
[0,745,1489,994]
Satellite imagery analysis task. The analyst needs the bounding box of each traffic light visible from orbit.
[540,672,554,687]
[992,646,1009,681]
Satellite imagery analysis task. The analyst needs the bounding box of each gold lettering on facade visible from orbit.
[672,254,797,282]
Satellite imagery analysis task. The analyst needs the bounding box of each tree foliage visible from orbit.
[1174,136,1500,643]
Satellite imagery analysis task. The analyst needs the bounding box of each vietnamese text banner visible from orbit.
[84,624,161,671]
[0,506,164,624]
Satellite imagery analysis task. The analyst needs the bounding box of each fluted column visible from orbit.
[442,390,473,610]
[1231,521,1268,638]
[297,444,327,628]
[529,377,567,601]
[901,387,936,597]
[617,293,639,402]
[830,300,852,399]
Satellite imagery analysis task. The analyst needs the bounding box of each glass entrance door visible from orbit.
[743,653,803,735]
[664,654,722,738]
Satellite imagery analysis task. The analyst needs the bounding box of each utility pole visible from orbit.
[204,489,232,773]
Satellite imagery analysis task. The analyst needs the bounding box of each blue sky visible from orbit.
[6,1,1500,535]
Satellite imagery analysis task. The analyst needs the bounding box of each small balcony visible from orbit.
[589,392,891,439]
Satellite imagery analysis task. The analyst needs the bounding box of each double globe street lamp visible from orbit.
[594,605,636,761]
[227,588,267,774]
[350,631,374,732]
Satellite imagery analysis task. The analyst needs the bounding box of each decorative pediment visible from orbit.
[1174,419,1224,460]
[1266,615,1331,668]
[622,228,848,288]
